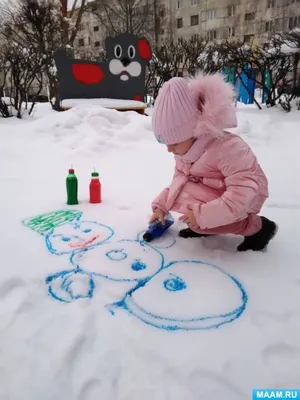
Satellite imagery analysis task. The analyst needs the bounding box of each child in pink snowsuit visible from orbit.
[149,73,278,251]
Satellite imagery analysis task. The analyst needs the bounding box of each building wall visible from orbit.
[167,0,300,45]
[74,10,107,59]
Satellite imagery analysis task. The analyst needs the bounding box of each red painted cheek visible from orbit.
[137,39,152,60]
[72,64,104,85]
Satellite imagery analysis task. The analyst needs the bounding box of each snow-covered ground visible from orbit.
[0,101,300,399]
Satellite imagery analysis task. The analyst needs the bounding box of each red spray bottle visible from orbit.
[89,169,101,203]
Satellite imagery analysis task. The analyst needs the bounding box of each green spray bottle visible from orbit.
[66,167,78,205]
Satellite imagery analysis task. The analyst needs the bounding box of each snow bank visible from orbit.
[61,98,146,109]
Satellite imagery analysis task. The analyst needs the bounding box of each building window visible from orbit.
[275,18,281,30]
[159,8,165,18]
[265,20,273,31]
[245,12,255,21]
[93,26,99,32]
[191,14,199,25]
[160,29,165,35]
[177,0,182,9]
[95,41,100,47]
[191,0,199,5]
[228,5,236,16]
[207,30,217,40]
[244,34,254,44]
[88,37,91,45]
[228,26,235,36]
[191,34,199,41]
[206,10,216,20]
[267,0,276,8]
[78,38,84,47]
[177,18,183,28]
[79,24,84,31]
[289,16,300,29]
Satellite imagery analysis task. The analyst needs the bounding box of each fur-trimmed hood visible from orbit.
[187,72,237,138]
[152,72,237,145]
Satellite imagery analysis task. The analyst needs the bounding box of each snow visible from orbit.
[0,102,300,399]
[281,42,300,54]
[61,98,146,109]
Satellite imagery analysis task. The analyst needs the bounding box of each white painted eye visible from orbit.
[114,45,122,58]
[128,45,135,59]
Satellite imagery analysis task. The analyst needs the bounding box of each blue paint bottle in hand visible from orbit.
[143,213,174,242]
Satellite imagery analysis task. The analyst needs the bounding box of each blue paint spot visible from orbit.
[83,229,92,233]
[163,274,187,292]
[62,236,71,242]
[131,259,147,271]
[106,249,127,261]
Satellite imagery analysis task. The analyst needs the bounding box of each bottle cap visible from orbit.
[69,168,75,174]
[143,232,153,242]
[91,172,99,177]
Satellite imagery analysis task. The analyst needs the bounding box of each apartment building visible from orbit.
[74,7,107,59]
[74,0,169,57]
[170,0,300,44]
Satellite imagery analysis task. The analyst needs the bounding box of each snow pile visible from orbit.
[61,98,146,109]
[0,102,300,399]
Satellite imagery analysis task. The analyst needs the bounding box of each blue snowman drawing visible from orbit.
[22,209,248,331]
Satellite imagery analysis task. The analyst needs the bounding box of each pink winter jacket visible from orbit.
[152,133,269,229]
[151,73,269,230]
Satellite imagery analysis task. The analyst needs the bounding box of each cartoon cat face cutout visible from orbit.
[105,34,152,82]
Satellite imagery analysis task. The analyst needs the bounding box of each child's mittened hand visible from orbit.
[149,209,166,225]
[179,210,198,230]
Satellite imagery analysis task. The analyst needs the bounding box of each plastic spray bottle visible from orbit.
[66,167,78,205]
[143,213,174,242]
[89,169,101,204]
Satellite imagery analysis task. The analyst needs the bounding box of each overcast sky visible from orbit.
[0,0,92,9]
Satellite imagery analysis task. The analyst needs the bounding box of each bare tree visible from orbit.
[60,0,87,46]
[0,0,88,111]
[0,42,45,118]
[146,37,208,102]
[281,29,300,98]
[90,0,163,45]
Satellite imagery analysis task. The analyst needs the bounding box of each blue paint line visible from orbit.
[120,297,242,331]
[106,249,128,261]
[41,213,248,332]
[114,260,247,331]
[71,239,166,283]
[137,230,176,249]
[46,268,96,302]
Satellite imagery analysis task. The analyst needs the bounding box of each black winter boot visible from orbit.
[179,228,214,239]
[237,216,278,252]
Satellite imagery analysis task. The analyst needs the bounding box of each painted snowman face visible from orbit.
[46,221,114,255]
[71,239,164,282]
[121,260,247,330]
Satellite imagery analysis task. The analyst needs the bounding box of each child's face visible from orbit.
[167,138,195,155]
